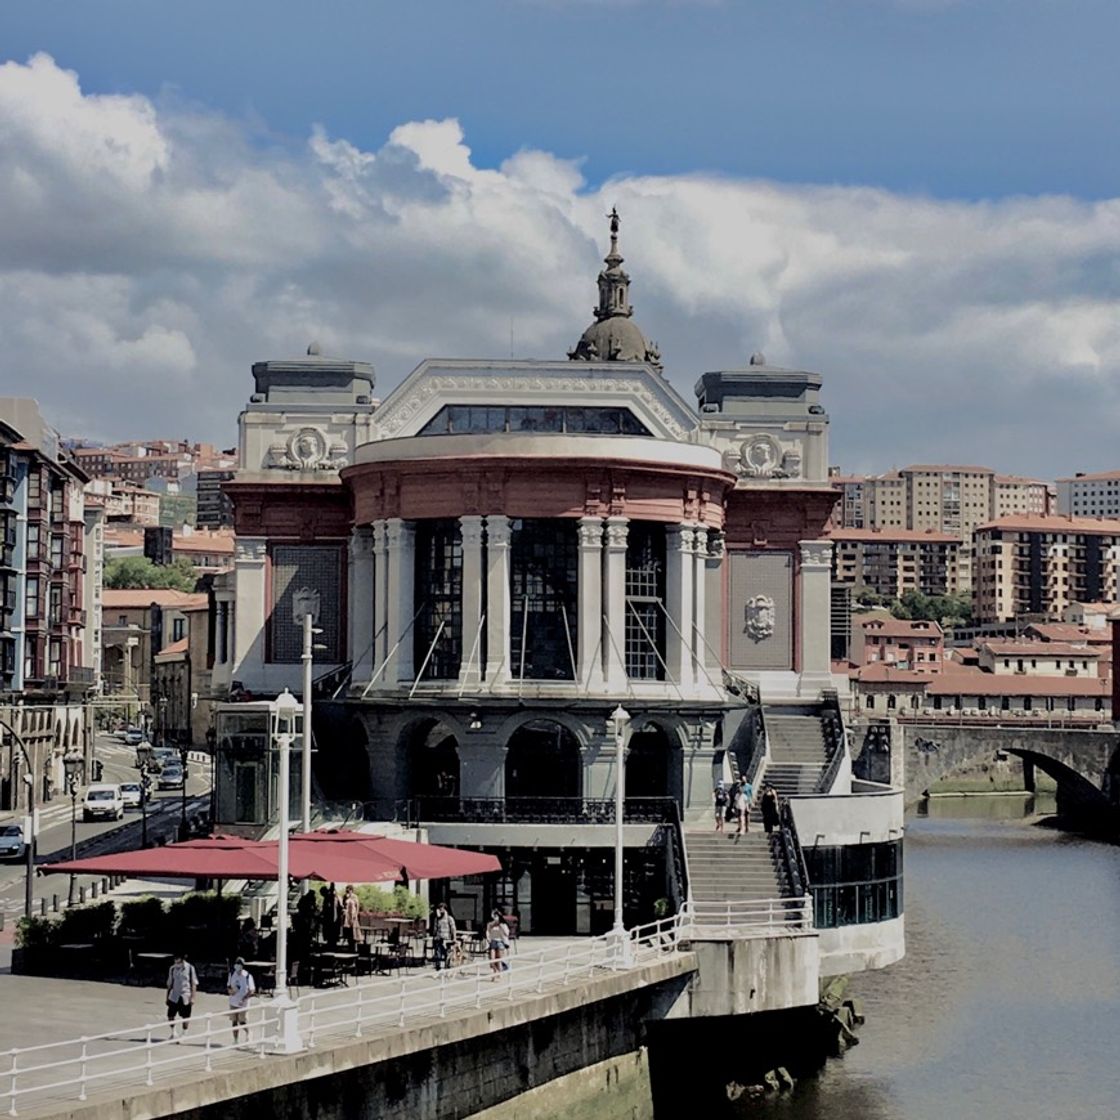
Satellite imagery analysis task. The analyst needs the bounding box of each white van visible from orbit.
[83,784,125,822]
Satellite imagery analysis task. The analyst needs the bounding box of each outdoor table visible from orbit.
[241,960,276,993]
[58,942,95,951]
[312,951,356,987]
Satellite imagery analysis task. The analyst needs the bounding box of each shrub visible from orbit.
[16,914,60,950]
[59,900,117,943]
[119,897,166,943]
[166,892,241,961]
[353,884,429,919]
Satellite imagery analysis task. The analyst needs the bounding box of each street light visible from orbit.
[63,750,84,906]
[138,761,152,847]
[1,718,37,919]
[608,704,631,956]
[271,687,303,1053]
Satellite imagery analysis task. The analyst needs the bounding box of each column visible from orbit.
[691,526,709,689]
[347,526,375,683]
[231,536,267,681]
[484,516,512,684]
[577,516,605,692]
[371,520,389,676]
[385,518,416,687]
[458,515,486,688]
[665,523,695,688]
[798,539,834,696]
[603,516,629,690]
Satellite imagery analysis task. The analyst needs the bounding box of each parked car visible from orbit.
[0,823,25,861]
[124,728,144,745]
[82,784,125,822]
[119,782,142,809]
[157,764,184,790]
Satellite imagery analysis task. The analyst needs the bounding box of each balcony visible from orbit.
[68,606,87,627]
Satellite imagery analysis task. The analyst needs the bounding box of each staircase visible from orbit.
[762,703,838,797]
[686,829,790,903]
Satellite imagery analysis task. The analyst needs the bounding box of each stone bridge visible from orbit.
[852,719,1120,825]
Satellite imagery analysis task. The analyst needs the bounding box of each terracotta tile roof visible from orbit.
[976,514,1120,534]
[829,528,960,544]
[901,464,994,475]
[101,589,208,610]
[854,664,933,684]
[155,637,189,661]
[861,618,944,638]
[926,668,1110,698]
[1023,623,1107,645]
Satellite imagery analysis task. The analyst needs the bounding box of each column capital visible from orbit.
[667,522,696,553]
[604,515,629,551]
[705,528,726,560]
[691,525,709,555]
[486,515,512,548]
[386,517,413,550]
[234,536,267,563]
[577,516,604,549]
[371,519,387,548]
[459,514,486,548]
[348,524,373,559]
[799,539,833,568]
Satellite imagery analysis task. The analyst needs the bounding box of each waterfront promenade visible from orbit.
[0,929,695,1119]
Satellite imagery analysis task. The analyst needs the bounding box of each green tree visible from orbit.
[104,556,199,593]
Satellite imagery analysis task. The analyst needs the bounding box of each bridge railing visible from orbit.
[678,896,813,937]
[0,918,684,1117]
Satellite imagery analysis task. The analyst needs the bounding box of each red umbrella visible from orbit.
[41,830,501,884]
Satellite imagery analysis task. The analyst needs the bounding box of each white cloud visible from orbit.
[0,52,1118,478]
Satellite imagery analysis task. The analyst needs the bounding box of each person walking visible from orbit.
[713,780,728,832]
[740,778,754,834]
[761,784,781,835]
[226,957,256,1045]
[485,909,510,980]
[320,883,341,948]
[341,884,362,948]
[165,951,198,1041]
[727,780,742,837]
[431,902,457,971]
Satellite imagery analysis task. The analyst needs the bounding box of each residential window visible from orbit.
[48,585,62,626]
[172,617,186,643]
[625,522,666,680]
[26,523,39,561]
[50,534,63,568]
[25,577,40,618]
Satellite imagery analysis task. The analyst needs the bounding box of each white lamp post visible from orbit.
[271,688,303,1053]
[609,704,631,962]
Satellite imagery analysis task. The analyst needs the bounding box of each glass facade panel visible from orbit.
[414,519,463,680]
[510,519,578,680]
[625,522,666,679]
[269,544,344,663]
[418,405,651,437]
[803,840,904,929]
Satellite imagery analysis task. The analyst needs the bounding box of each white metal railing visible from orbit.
[679,896,813,936]
[0,918,683,1117]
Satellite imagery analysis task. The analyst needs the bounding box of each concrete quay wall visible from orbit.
[53,956,695,1120]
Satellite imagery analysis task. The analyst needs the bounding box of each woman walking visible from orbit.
[485,909,510,980]
[761,784,781,835]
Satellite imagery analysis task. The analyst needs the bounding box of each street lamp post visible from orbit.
[63,751,84,906]
[1,719,37,919]
[609,704,631,959]
[177,740,190,842]
[139,762,151,847]
[271,688,303,1053]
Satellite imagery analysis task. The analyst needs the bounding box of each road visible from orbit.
[0,733,212,921]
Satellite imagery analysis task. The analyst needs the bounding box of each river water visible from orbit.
[569,795,1120,1120]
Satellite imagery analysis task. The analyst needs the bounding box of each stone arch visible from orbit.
[504,718,582,800]
[1005,747,1111,824]
[624,720,683,805]
[399,716,461,800]
[316,717,374,804]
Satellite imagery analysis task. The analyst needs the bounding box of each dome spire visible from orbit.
[568,208,662,369]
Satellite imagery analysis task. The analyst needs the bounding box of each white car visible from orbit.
[119,782,142,809]
[82,784,125,822]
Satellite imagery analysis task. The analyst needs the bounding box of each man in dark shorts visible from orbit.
[166,951,198,1040]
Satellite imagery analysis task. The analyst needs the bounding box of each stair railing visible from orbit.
[666,800,692,910]
[777,798,812,904]
[813,691,848,795]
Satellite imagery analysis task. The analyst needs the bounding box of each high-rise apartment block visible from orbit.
[974,514,1120,623]
[1055,471,1120,518]
[830,465,1050,589]
[830,528,961,598]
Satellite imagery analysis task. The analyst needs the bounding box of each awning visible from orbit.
[40,830,501,884]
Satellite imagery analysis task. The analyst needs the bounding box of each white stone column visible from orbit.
[347,526,375,683]
[798,539,834,696]
[484,516,512,685]
[665,523,695,688]
[371,520,389,676]
[692,526,709,688]
[232,536,267,683]
[385,518,416,686]
[458,515,486,688]
[577,516,605,692]
[603,516,629,690]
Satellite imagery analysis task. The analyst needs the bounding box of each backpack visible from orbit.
[714,787,728,807]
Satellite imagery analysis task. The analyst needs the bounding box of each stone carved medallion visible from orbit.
[292,586,321,625]
[267,426,349,471]
[744,594,776,642]
[724,433,802,480]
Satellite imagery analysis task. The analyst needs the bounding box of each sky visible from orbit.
[0,0,1118,478]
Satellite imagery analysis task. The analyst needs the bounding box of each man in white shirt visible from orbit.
[166,952,198,1040]
[226,957,256,1044]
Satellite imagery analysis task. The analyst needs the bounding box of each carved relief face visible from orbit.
[292,586,321,625]
[745,594,776,642]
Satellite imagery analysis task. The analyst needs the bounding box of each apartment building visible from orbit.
[860,618,944,673]
[830,528,961,597]
[1055,471,1120,519]
[973,514,1120,623]
[195,469,236,529]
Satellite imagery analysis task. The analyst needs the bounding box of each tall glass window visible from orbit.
[625,522,665,679]
[419,405,651,437]
[510,519,578,680]
[414,519,463,680]
[803,841,903,928]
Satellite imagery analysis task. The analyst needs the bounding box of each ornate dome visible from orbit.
[568,208,661,370]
